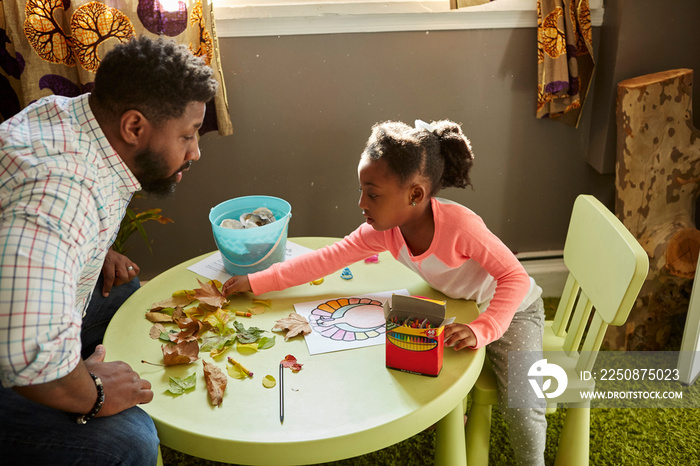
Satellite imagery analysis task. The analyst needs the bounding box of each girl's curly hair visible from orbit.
[362,119,474,196]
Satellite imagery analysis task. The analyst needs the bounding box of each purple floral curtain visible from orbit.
[536,0,594,127]
[0,0,232,136]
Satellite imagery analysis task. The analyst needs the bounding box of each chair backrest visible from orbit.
[550,195,649,372]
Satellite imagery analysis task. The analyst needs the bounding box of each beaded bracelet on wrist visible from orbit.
[73,372,104,425]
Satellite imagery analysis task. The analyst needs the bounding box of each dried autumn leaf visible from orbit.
[281,354,303,372]
[252,298,272,308]
[248,306,266,315]
[149,323,167,339]
[194,279,227,308]
[272,313,312,341]
[145,311,173,323]
[150,293,195,311]
[175,316,212,342]
[162,340,199,366]
[203,360,227,407]
[203,308,230,330]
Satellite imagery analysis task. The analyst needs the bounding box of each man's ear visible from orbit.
[120,110,149,146]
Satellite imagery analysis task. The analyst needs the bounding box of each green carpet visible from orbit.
[160,298,700,465]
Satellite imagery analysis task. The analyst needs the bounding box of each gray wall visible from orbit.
[127,2,700,280]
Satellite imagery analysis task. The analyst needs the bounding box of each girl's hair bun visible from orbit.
[432,120,474,190]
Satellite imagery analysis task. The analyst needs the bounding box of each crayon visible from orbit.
[235,310,252,317]
[227,357,253,377]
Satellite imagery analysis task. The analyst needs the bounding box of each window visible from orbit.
[213,0,604,37]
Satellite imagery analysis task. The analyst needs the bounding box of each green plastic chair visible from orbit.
[464,194,649,466]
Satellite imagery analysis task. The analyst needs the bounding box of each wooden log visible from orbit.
[604,69,700,351]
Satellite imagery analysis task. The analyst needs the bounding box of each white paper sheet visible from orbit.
[294,289,409,355]
[187,241,313,282]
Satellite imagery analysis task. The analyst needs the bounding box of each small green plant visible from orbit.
[112,201,173,255]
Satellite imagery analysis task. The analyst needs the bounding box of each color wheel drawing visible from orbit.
[293,289,409,355]
[309,297,386,341]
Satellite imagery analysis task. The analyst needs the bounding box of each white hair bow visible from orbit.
[414,119,436,133]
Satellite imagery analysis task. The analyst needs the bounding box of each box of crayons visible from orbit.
[383,294,452,377]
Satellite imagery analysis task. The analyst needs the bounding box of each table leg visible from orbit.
[434,404,467,466]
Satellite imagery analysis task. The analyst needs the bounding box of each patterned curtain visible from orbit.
[536,0,594,127]
[0,0,232,136]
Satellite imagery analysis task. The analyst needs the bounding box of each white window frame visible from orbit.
[213,0,604,38]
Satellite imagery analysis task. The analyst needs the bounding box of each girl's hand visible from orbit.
[444,323,477,350]
[222,275,252,296]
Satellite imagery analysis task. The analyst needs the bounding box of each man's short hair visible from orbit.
[92,36,219,125]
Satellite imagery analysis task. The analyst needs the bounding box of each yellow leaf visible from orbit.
[252,298,272,308]
[210,345,230,359]
[262,375,276,388]
[247,306,265,315]
[227,363,249,379]
[236,342,258,354]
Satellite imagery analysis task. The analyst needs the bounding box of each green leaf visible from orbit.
[166,372,197,396]
[158,330,178,342]
[200,333,236,352]
[233,321,265,344]
[258,336,276,350]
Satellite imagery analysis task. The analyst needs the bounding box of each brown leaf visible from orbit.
[145,311,173,323]
[149,323,166,339]
[272,313,312,340]
[173,313,212,341]
[194,279,227,308]
[150,293,195,311]
[162,340,199,366]
[203,360,228,407]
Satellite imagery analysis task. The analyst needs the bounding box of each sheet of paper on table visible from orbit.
[294,289,409,355]
[187,240,314,283]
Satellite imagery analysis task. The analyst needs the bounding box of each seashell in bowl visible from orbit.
[221,206,278,230]
[252,207,275,223]
[220,218,245,229]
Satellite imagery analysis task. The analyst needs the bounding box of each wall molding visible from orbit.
[213,1,604,38]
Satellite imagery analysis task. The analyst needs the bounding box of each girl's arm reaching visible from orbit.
[221,275,251,296]
[228,225,388,296]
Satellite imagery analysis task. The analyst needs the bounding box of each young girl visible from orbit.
[222,119,546,465]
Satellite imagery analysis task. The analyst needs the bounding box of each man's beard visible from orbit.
[133,147,191,197]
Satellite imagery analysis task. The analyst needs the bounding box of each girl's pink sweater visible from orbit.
[249,197,541,348]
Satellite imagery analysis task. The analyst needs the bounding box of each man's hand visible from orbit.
[102,248,139,297]
[84,345,153,417]
[221,275,252,296]
[444,323,477,350]
[13,345,152,416]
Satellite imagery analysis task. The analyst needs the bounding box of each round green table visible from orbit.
[103,237,484,465]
